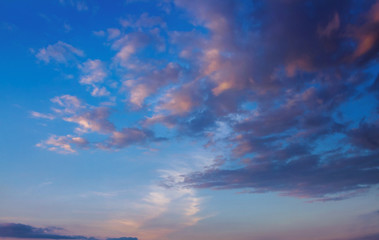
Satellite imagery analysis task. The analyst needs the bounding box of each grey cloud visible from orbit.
[0,223,86,239]
[160,0,379,201]
[181,152,379,201]
[107,238,138,240]
[0,223,138,240]
[339,233,379,240]
[103,128,158,149]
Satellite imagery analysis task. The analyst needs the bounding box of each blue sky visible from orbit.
[1,0,379,240]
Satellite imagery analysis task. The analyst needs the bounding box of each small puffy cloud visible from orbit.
[79,59,107,85]
[36,41,84,63]
[51,95,83,114]
[91,86,110,97]
[116,44,136,63]
[37,134,89,154]
[79,59,110,97]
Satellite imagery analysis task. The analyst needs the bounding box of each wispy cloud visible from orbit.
[58,0,88,11]
[36,134,88,154]
[30,111,55,120]
[36,41,84,64]
[110,154,210,240]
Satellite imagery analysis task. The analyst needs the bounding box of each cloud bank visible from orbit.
[0,223,137,240]
[32,0,379,201]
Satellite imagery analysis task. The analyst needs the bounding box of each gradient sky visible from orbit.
[1,0,379,240]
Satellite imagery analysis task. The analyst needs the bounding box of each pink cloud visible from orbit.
[36,41,84,63]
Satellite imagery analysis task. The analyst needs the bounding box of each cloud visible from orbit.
[79,59,110,97]
[107,238,138,240]
[36,135,89,154]
[337,233,379,240]
[59,0,88,11]
[115,154,209,240]
[79,60,107,85]
[0,223,86,239]
[179,151,379,201]
[348,121,379,150]
[120,13,165,29]
[51,95,83,112]
[36,94,161,152]
[124,62,181,107]
[102,128,156,149]
[36,41,84,63]
[107,28,121,40]
[318,13,340,37]
[0,223,137,240]
[350,1,379,60]
[33,1,379,201]
[155,0,379,201]
[63,107,115,134]
[30,111,55,120]
[49,96,115,134]
[112,33,151,68]
[155,82,202,116]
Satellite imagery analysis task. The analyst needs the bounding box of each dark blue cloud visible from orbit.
[160,0,379,201]
[0,223,86,239]
[107,238,138,240]
[0,223,138,240]
[341,233,379,240]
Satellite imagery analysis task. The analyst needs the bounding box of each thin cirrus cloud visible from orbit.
[58,0,89,12]
[36,41,84,64]
[0,223,138,240]
[32,0,379,202]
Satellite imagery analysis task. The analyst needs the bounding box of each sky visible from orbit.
[0,0,379,240]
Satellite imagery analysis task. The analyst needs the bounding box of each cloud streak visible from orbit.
[0,223,138,240]
[36,41,84,64]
